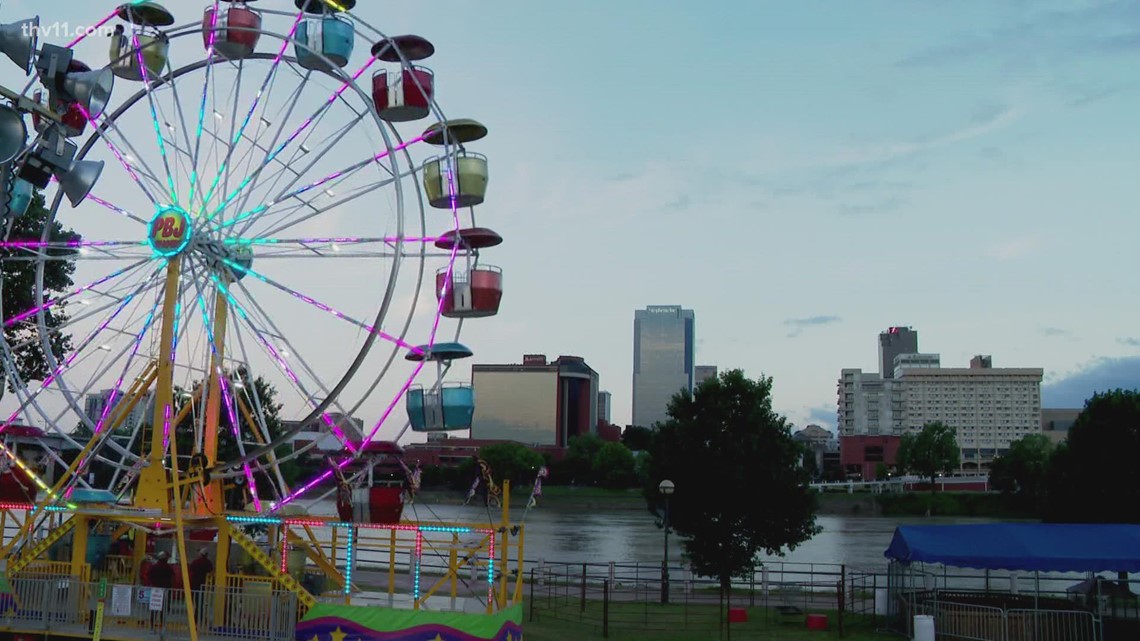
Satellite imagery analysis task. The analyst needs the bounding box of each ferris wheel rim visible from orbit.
[23,44,411,464]
[0,8,474,507]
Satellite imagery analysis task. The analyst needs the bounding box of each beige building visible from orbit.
[837,353,1043,470]
[1040,408,1081,445]
[895,357,1042,469]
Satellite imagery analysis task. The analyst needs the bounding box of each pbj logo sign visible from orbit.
[147,207,191,257]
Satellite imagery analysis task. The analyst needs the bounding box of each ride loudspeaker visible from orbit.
[61,67,114,119]
[0,105,27,164]
[57,159,104,207]
[0,17,39,75]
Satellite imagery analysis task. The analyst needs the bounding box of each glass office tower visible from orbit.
[632,305,695,428]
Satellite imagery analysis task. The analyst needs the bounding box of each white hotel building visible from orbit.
[838,354,1043,470]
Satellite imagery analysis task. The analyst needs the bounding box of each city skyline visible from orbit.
[1,1,1137,439]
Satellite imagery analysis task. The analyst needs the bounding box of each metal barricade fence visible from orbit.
[1007,608,1098,641]
[0,575,299,641]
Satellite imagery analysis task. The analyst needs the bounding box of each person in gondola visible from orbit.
[331,457,354,522]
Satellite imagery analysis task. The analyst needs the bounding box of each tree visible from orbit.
[897,421,960,491]
[643,369,819,598]
[478,442,543,487]
[1,190,80,399]
[592,441,637,488]
[562,434,604,484]
[621,426,654,451]
[989,433,1053,513]
[175,368,303,491]
[1045,389,1140,523]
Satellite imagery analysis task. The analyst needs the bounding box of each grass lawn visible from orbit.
[524,602,895,641]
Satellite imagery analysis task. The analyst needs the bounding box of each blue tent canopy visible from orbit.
[885,524,1140,573]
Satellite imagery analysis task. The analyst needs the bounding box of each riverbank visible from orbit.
[416,486,1036,519]
[818,491,1035,519]
[417,486,648,511]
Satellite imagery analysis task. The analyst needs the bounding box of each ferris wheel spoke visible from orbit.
[199,12,305,216]
[3,264,166,461]
[5,280,156,354]
[228,328,291,496]
[221,130,425,237]
[273,131,424,207]
[204,53,381,223]
[223,258,421,354]
[129,32,180,205]
[225,292,363,466]
[229,67,314,221]
[189,1,225,211]
[209,274,361,459]
[3,258,155,328]
[87,194,150,226]
[65,297,162,484]
[85,106,174,207]
[221,161,418,239]
[184,258,263,509]
[231,108,366,236]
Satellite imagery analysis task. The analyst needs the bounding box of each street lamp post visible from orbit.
[658,479,675,604]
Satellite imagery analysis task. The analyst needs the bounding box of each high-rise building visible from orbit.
[632,305,695,428]
[83,388,154,437]
[838,353,1043,471]
[893,353,940,378]
[470,354,599,446]
[898,359,1042,468]
[694,365,718,387]
[879,326,918,379]
[837,369,899,436]
[598,391,612,423]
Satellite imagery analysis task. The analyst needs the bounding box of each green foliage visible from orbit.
[989,433,1053,513]
[621,426,654,451]
[873,462,889,481]
[478,442,544,487]
[897,421,960,491]
[1045,389,1140,523]
[174,369,302,489]
[644,369,819,589]
[593,441,637,488]
[876,492,1016,517]
[1,190,80,395]
[562,434,605,483]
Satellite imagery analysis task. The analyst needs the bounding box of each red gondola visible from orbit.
[333,441,407,524]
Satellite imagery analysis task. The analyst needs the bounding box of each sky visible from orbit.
[2,0,1140,441]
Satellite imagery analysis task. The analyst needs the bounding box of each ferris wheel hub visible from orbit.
[146,204,192,257]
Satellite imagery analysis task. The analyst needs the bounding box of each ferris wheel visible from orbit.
[0,0,503,516]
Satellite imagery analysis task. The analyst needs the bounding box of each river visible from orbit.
[307,499,1001,569]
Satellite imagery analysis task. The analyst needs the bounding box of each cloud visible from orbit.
[807,405,836,429]
[1118,338,1140,348]
[897,2,1140,68]
[1042,356,1140,408]
[838,197,906,217]
[986,235,1042,260]
[1040,327,1075,339]
[824,106,1020,169]
[784,315,841,338]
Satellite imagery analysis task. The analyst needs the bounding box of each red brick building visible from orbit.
[839,435,901,480]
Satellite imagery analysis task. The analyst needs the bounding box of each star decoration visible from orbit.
[309,635,320,641]
[330,627,347,641]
